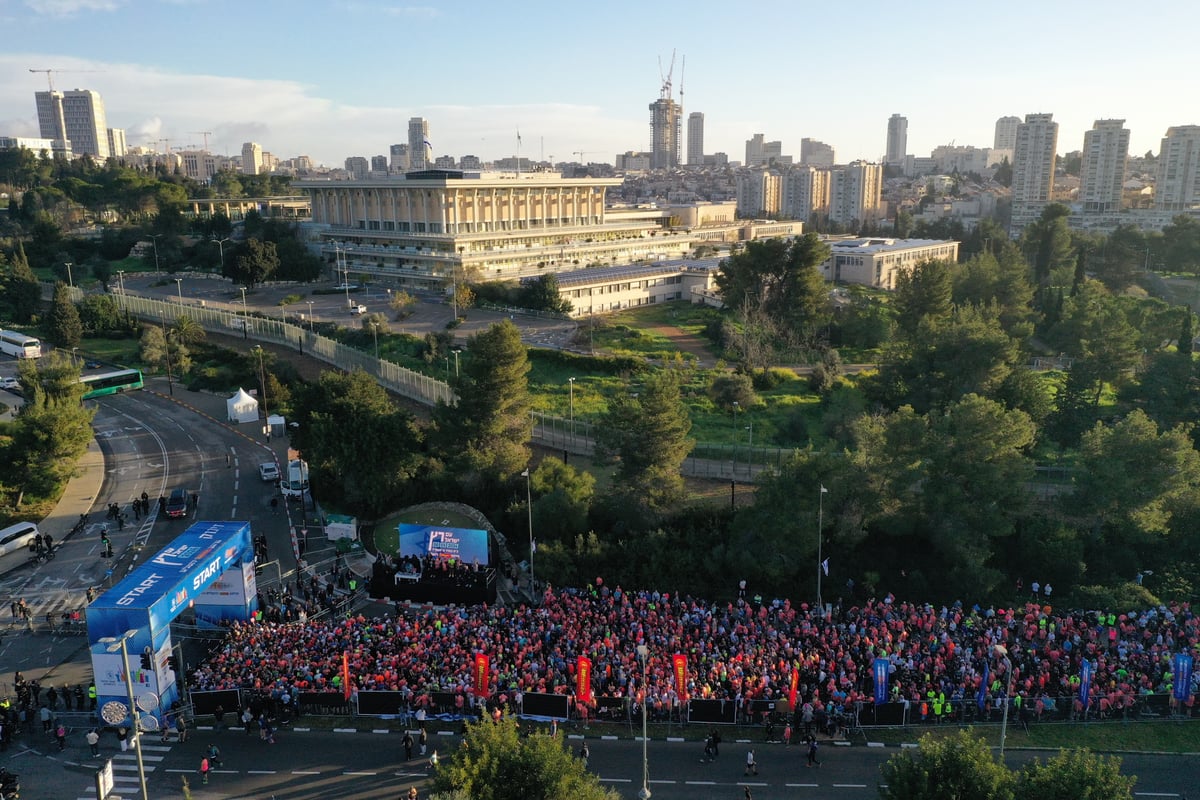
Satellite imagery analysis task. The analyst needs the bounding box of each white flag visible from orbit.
[820,485,828,494]
[531,540,537,554]
[821,558,830,576]
[521,469,530,477]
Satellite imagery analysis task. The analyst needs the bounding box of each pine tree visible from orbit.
[5,243,44,323]
[45,281,83,347]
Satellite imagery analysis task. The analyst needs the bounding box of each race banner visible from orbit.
[672,654,688,699]
[873,657,890,705]
[788,668,800,708]
[1079,659,1093,709]
[1173,653,1194,702]
[474,653,491,697]
[977,662,990,710]
[341,651,352,700]
[576,656,593,704]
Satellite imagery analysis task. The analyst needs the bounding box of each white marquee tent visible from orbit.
[226,388,259,424]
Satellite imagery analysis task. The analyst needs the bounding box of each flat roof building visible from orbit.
[821,237,959,290]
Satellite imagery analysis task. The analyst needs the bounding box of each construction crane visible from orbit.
[574,151,589,163]
[28,67,103,91]
[657,49,676,101]
[189,131,213,151]
[679,54,686,109]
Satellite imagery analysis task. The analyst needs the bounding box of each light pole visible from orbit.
[71,346,78,367]
[253,345,269,439]
[817,484,828,611]
[240,286,249,339]
[64,261,74,288]
[636,644,651,800]
[568,377,576,447]
[162,316,175,397]
[99,630,150,800]
[213,237,231,274]
[452,347,461,378]
[522,468,534,596]
[995,644,1013,759]
[744,419,753,480]
[149,234,162,274]
[370,322,379,360]
[174,277,183,306]
[116,270,126,315]
[731,401,739,479]
[306,300,315,331]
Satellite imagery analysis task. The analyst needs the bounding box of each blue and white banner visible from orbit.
[1173,653,1194,702]
[873,657,890,705]
[977,662,990,710]
[1079,660,1094,709]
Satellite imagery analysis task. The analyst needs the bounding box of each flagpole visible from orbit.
[817,485,826,612]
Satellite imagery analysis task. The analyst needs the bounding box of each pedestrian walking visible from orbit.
[206,743,222,767]
[40,705,51,733]
[744,749,757,776]
[744,787,753,800]
[213,704,225,731]
[118,726,128,752]
[783,723,792,746]
[402,731,414,760]
[407,788,418,800]
[579,742,589,770]
[56,722,67,751]
[806,736,821,767]
[200,756,210,784]
[176,714,188,743]
[87,728,100,756]
[419,728,427,755]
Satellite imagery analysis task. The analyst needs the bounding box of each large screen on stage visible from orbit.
[397,523,489,566]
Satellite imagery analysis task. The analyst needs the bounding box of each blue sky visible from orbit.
[0,0,1195,168]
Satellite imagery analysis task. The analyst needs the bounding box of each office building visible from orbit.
[35,89,109,159]
[106,128,126,158]
[616,152,653,171]
[886,114,908,166]
[994,116,1021,150]
[801,138,836,168]
[829,161,883,227]
[345,156,369,179]
[1080,119,1130,214]
[1010,113,1058,230]
[746,134,786,167]
[389,143,409,172]
[408,117,430,171]
[371,155,388,173]
[821,237,960,290]
[0,136,63,154]
[781,166,830,222]
[1155,126,1200,211]
[241,142,264,175]
[649,96,682,170]
[687,112,705,166]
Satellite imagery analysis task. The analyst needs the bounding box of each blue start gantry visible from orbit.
[86,521,259,726]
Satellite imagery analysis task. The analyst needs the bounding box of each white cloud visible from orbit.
[23,0,123,16]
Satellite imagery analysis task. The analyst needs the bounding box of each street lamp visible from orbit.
[452,347,461,378]
[522,468,534,596]
[71,346,78,367]
[636,644,651,800]
[149,234,162,274]
[64,261,74,288]
[240,286,249,340]
[174,277,183,306]
[212,236,232,274]
[744,419,753,480]
[370,322,379,360]
[994,643,1014,759]
[731,401,739,479]
[568,377,576,448]
[161,315,175,398]
[817,484,828,611]
[253,345,269,440]
[306,300,315,331]
[98,630,150,800]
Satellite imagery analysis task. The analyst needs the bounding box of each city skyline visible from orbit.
[0,0,1194,168]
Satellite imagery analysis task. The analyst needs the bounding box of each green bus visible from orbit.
[80,369,145,399]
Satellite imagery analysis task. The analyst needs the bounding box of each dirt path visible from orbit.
[644,323,717,366]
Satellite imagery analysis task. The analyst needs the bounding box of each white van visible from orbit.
[0,521,40,556]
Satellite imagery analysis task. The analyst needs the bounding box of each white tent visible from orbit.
[226,388,259,424]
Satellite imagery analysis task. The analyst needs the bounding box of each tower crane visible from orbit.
[189,131,214,151]
[574,151,589,163]
[657,49,676,101]
[28,67,103,91]
[679,54,685,109]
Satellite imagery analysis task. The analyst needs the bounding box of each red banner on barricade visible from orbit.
[672,654,688,699]
[474,653,491,697]
[342,651,352,700]
[789,668,800,707]
[577,656,593,703]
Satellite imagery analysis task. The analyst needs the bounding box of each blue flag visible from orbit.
[1173,653,1194,702]
[1079,660,1093,709]
[873,657,890,705]
[977,662,990,710]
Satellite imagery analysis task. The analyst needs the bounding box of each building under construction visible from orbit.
[649,51,683,170]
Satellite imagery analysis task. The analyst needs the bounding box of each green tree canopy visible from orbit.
[1014,748,1135,800]
[520,273,572,314]
[880,730,1013,800]
[45,281,82,348]
[894,259,954,335]
[1021,203,1074,288]
[227,238,280,287]
[715,234,832,344]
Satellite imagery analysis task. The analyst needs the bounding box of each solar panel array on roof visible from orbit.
[550,258,722,287]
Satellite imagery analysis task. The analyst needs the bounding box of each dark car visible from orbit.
[165,488,188,519]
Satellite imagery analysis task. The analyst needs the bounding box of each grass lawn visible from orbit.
[77,337,142,368]
[863,718,1200,754]
[372,506,486,557]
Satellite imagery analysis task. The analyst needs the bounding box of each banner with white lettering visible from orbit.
[1173,653,1194,702]
[873,657,890,705]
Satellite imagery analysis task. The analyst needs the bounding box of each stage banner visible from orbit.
[1079,660,1093,709]
[576,656,593,704]
[977,662,990,710]
[397,523,490,566]
[1173,653,1194,702]
[788,668,800,708]
[474,653,491,697]
[672,654,688,699]
[873,657,890,705]
[342,651,352,700]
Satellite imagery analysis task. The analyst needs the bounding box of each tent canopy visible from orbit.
[227,388,259,424]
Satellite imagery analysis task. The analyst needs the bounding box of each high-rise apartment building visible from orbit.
[35,89,110,159]
[649,96,682,170]
[390,143,409,172]
[828,161,883,226]
[800,138,836,168]
[345,157,369,179]
[886,114,908,166]
[408,117,430,171]
[994,116,1021,150]
[745,134,785,167]
[106,127,127,158]
[241,142,263,175]
[1155,126,1200,211]
[736,170,782,217]
[687,112,704,166]
[1011,113,1058,205]
[1080,119,1130,214]
[371,155,389,173]
[781,166,830,222]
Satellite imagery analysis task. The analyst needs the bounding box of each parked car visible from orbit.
[0,376,19,390]
[349,303,367,315]
[165,488,189,519]
[258,462,279,482]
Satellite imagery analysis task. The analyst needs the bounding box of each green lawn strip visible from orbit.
[863,718,1200,753]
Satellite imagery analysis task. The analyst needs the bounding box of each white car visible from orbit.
[0,376,18,390]
[258,462,280,482]
[334,283,359,291]
[349,303,367,315]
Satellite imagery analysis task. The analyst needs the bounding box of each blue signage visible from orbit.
[872,657,890,705]
[1173,653,1194,702]
[397,523,489,566]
